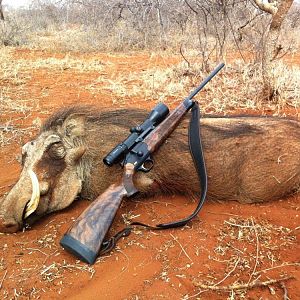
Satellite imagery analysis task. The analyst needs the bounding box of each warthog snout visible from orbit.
[0,170,42,232]
[0,216,20,233]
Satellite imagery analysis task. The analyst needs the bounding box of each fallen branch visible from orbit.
[193,276,294,291]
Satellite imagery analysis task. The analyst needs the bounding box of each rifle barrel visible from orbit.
[187,63,225,100]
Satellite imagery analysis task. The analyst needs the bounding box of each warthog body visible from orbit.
[1,106,300,232]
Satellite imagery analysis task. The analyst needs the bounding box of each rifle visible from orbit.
[60,63,225,264]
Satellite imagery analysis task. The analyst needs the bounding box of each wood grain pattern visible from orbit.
[144,103,188,152]
[65,183,127,254]
[63,163,137,256]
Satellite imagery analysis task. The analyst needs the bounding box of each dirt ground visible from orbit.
[0,49,299,299]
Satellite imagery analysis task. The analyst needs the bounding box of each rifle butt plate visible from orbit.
[60,234,97,265]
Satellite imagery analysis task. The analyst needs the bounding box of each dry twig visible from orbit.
[0,270,7,289]
[170,233,193,262]
[280,282,290,300]
[254,262,300,275]
[193,276,294,291]
[213,257,240,287]
[247,217,259,284]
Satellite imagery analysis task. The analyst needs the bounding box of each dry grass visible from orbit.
[24,24,174,53]
[27,27,101,52]
[2,45,298,148]
[0,88,33,114]
[0,88,37,147]
[87,59,300,114]
[21,55,106,73]
[272,62,300,105]
[0,47,108,147]
[0,48,30,86]
[0,47,106,73]
[0,46,107,147]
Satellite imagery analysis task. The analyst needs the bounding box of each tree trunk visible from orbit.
[253,0,294,100]
[0,0,4,21]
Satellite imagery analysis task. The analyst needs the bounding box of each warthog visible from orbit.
[0,106,300,233]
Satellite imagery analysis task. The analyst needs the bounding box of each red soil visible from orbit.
[0,49,299,299]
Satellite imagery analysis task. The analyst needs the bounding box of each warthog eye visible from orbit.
[48,142,66,160]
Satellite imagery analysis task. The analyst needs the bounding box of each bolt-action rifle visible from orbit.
[60,63,225,264]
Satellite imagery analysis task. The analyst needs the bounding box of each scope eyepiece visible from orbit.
[103,144,128,166]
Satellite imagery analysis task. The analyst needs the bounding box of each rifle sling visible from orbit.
[99,101,207,256]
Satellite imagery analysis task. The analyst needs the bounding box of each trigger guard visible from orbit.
[138,158,154,173]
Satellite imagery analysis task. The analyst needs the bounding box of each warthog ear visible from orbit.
[63,114,85,138]
[66,146,86,165]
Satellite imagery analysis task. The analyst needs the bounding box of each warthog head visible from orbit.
[0,108,90,232]
[0,106,157,233]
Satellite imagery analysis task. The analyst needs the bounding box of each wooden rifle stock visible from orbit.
[61,63,224,264]
[60,164,137,264]
[144,101,191,152]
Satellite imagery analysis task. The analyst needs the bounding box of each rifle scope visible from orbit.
[103,103,169,166]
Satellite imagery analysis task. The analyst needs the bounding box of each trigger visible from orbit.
[139,158,154,173]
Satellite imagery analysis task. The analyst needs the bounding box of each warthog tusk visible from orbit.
[24,170,40,219]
